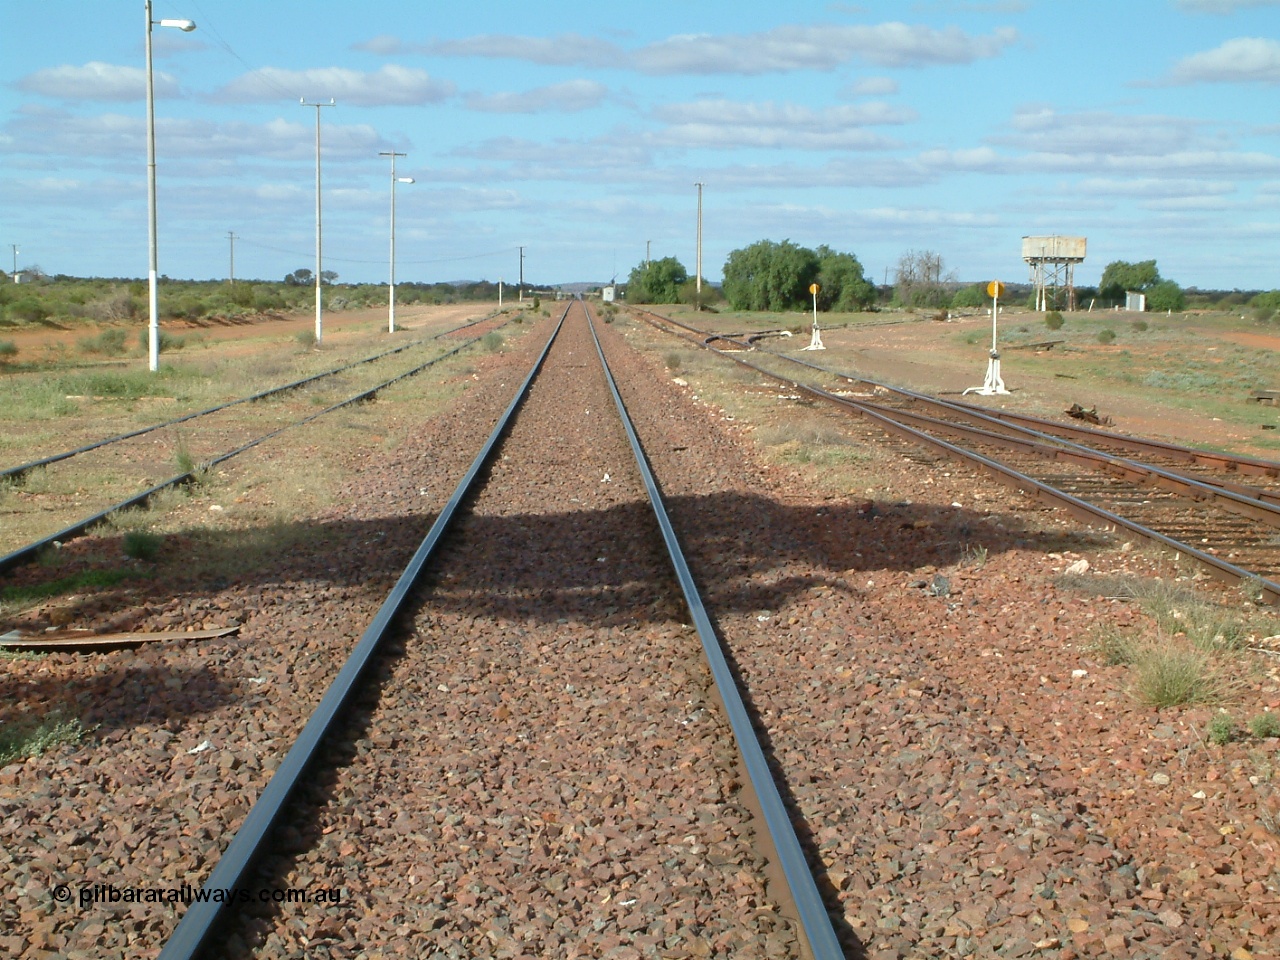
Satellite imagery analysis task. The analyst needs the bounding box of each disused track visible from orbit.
[158,302,842,959]
[0,315,511,573]
[632,306,1280,601]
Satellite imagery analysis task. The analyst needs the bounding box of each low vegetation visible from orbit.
[0,709,86,766]
[1071,571,1272,711]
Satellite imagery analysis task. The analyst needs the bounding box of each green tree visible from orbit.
[1146,280,1185,312]
[814,245,875,311]
[722,239,819,311]
[626,256,688,303]
[1098,260,1160,301]
[950,284,986,309]
[285,268,313,286]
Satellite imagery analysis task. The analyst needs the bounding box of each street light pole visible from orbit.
[301,99,334,344]
[145,1,195,372]
[694,182,704,310]
[379,151,412,334]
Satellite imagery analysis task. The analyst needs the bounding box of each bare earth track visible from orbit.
[1,304,1279,958]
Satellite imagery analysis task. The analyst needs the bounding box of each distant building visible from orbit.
[1125,291,1146,312]
[602,285,616,303]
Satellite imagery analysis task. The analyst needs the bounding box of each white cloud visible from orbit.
[649,99,914,150]
[465,80,608,114]
[843,76,900,97]
[16,62,179,101]
[214,65,455,106]
[1174,0,1280,12]
[420,34,622,68]
[632,23,1019,74]
[0,106,385,163]
[999,105,1206,155]
[1169,37,1280,84]
[398,23,1016,75]
[1076,177,1236,198]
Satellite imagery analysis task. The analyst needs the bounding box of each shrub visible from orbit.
[296,330,317,349]
[77,329,129,356]
[1206,711,1237,745]
[0,340,16,363]
[123,530,163,561]
[1097,328,1117,344]
[1248,712,1280,739]
[1045,311,1064,330]
[481,332,504,352]
[1131,319,1148,332]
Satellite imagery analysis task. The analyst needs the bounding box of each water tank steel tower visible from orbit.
[1022,235,1086,311]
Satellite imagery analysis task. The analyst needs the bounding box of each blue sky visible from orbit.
[3,0,1280,291]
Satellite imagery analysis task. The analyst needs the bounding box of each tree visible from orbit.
[722,240,819,311]
[1146,280,1185,312]
[285,268,313,286]
[626,256,688,303]
[321,270,338,285]
[1098,260,1160,301]
[894,250,951,308]
[950,284,986,309]
[814,245,875,312]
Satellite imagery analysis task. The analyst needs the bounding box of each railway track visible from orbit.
[158,301,842,959]
[631,307,1280,602]
[5,300,1229,958]
[0,313,511,572]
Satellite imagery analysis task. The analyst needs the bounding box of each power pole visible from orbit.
[9,244,17,281]
[518,246,525,301]
[227,232,237,284]
[646,240,651,266]
[694,182,704,309]
[301,98,335,344]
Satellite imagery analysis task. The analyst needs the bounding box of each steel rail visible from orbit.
[631,307,1280,602]
[156,305,570,960]
[749,334,1280,481]
[585,307,843,959]
[845,396,1280,529]
[1,311,505,483]
[0,326,503,574]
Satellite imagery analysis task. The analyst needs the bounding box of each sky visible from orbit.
[3,0,1280,291]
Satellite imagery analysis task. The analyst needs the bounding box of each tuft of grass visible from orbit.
[0,710,86,766]
[1206,711,1238,745]
[961,543,988,568]
[123,530,164,561]
[295,329,317,349]
[1248,712,1280,739]
[1097,328,1117,344]
[481,331,504,352]
[665,352,683,371]
[0,340,19,363]
[1092,627,1139,666]
[1045,311,1064,331]
[1130,644,1224,707]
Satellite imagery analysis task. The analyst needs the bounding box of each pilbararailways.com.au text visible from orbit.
[53,883,343,909]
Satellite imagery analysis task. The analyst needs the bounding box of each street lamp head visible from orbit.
[156,18,197,31]
[397,177,415,184]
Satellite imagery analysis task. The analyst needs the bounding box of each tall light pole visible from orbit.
[301,99,334,344]
[694,182,704,310]
[145,1,195,372]
[379,151,412,333]
[227,231,236,285]
[9,245,17,282]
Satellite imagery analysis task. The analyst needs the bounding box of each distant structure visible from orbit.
[1022,235,1086,311]
[602,284,616,303]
